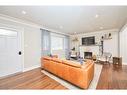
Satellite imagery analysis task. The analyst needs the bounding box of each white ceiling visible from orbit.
[0,6,127,34]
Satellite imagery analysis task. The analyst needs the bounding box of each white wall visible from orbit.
[70,29,119,58]
[0,16,41,71]
[120,23,127,64]
[24,26,41,69]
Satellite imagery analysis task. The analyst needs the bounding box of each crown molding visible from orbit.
[119,22,127,32]
[0,13,70,36]
[70,28,119,36]
[0,14,41,28]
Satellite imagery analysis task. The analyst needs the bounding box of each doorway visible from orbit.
[0,28,22,77]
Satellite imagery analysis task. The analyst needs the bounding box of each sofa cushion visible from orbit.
[81,60,93,69]
[51,58,62,63]
[62,60,81,68]
[43,56,51,60]
[81,62,91,69]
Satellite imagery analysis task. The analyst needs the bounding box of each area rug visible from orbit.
[41,64,102,89]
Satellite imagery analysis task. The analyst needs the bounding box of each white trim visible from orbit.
[21,28,25,72]
[119,23,127,33]
[70,29,119,36]
[0,13,70,36]
[0,14,41,28]
[23,64,41,72]
[0,72,22,79]
[123,63,127,65]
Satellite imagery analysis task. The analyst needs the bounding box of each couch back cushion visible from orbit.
[62,60,81,68]
[51,58,62,63]
[42,56,51,60]
[81,59,93,69]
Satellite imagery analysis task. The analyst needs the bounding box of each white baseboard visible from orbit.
[23,64,41,72]
[122,63,127,65]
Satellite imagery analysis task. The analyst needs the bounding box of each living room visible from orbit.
[0,4,127,94]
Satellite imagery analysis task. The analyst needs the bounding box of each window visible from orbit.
[51,36,63,50]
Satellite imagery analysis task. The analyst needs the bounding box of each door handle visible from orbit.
[19,51,22,55]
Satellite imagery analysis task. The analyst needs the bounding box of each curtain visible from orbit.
[41,29,51,56]
[64,35,70,59]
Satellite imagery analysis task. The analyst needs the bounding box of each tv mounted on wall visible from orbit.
[82,36,95,45]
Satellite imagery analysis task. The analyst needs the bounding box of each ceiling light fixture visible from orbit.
[59,26,63,29]
[22,11,26,14]
[95,14,99,18]
[100,27,103,29]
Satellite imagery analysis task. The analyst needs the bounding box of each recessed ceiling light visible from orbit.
[22,11,26,14]
[100,27,103,29]
[59,26,63,29]
[95,14,99,18]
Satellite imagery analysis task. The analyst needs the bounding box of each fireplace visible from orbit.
[84,52,92,59]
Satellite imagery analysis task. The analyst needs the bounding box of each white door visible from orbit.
[0,28,22,77]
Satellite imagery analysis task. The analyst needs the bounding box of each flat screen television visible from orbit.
[82,36,95,45]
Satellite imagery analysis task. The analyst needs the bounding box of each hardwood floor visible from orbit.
[0,64,127,89]
[0,68,67,89]
[97,64,127,89]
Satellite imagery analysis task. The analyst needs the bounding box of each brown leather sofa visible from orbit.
[41,56,94,89]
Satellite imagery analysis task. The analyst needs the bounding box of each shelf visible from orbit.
[101,38,112,41]
[79,44,102,47]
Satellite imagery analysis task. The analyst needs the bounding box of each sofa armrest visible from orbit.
[80,63,94,88]
[84,63,94,87]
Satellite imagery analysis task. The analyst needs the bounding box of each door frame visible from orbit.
[0,26,24,72]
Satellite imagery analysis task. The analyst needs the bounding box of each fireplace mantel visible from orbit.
[79,45,100,58]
